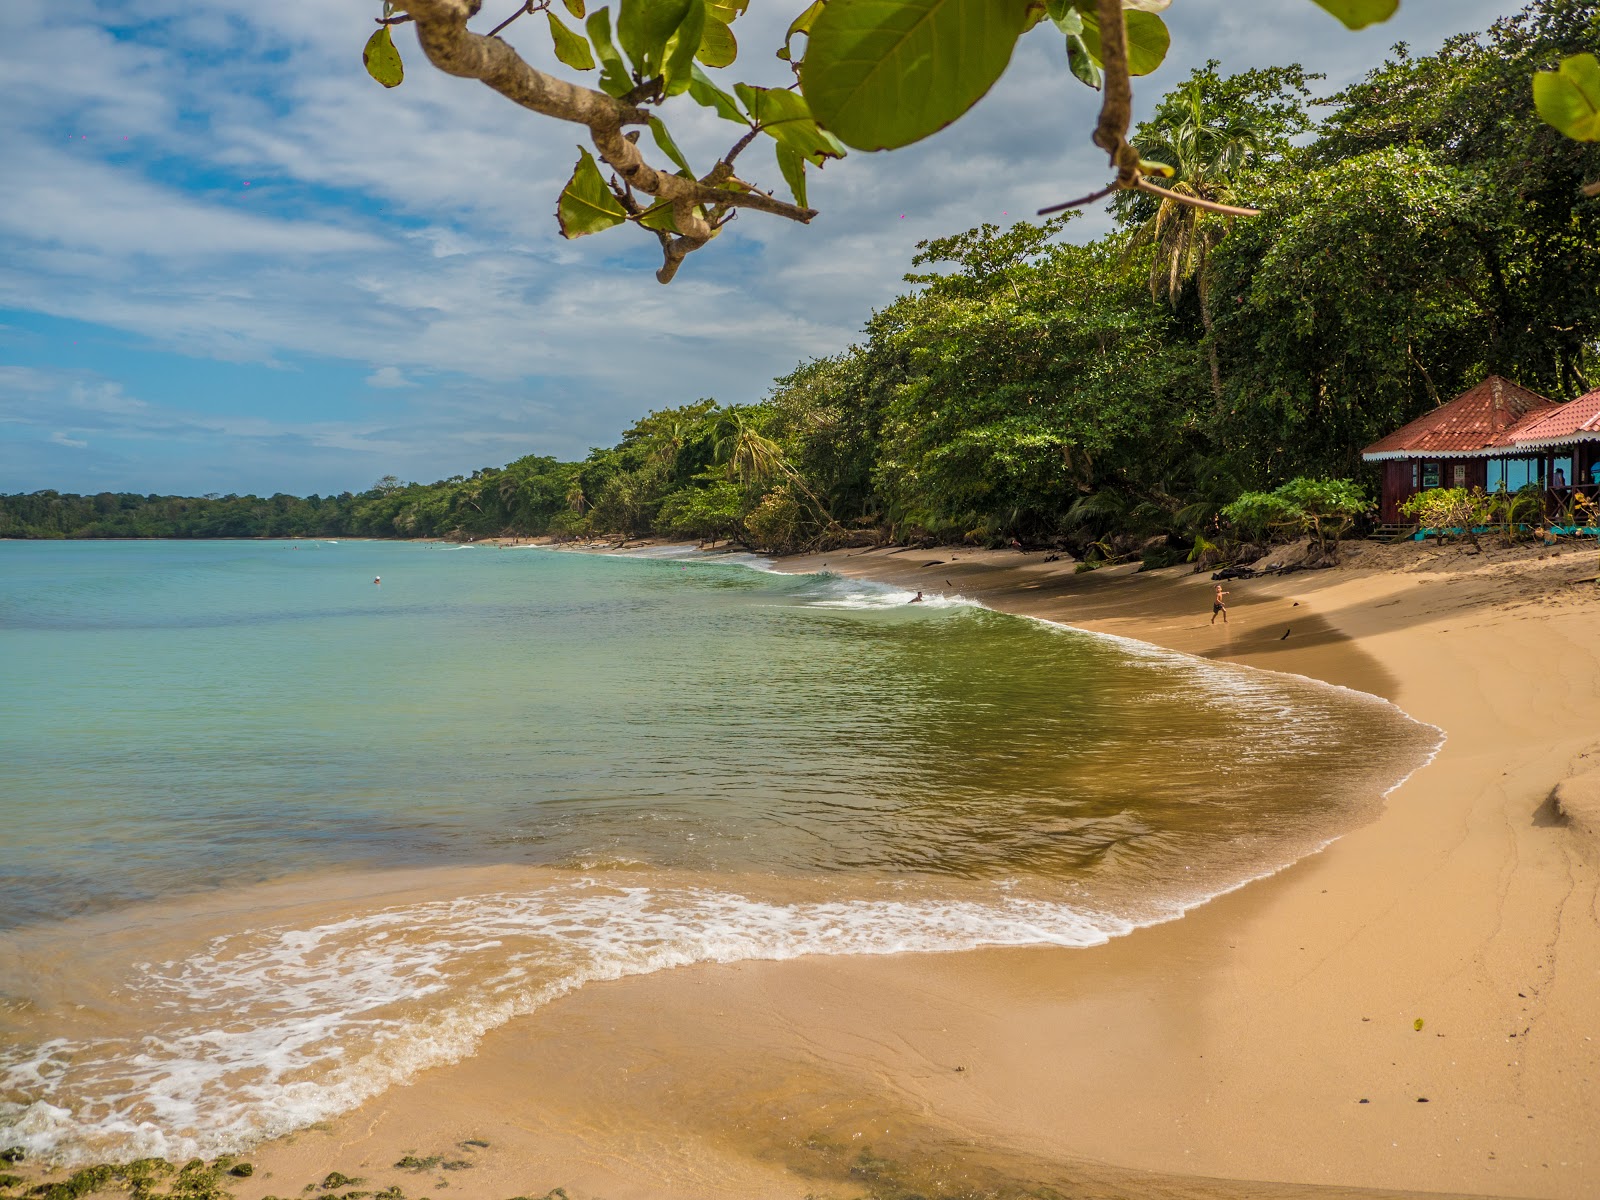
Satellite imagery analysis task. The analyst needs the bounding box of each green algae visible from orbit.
[389,1161,438,1175]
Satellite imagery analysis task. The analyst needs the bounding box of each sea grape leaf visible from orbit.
[735,83,847,160]
[618,0,695,78]
[661,0,706,92]
[777,0,825,61]
[697,16,738,68]
[649,115,693,173]
[800,0,1033,152]
[1534,53,1600,142]
[1065,33,1102,89]
[363,26,404,88]
[547,12,597,71]
[1413,1018,1424,1031]
[776,142,808,207]
[563,0,587,17]
[637,198,681,232]
[1306,0,1398,29]
[558,148,628,237]
[1077,6,1169,77]
[688,62,746,121]
[705,0,749,22]
[585,9,635,96]
[637,190,710,235]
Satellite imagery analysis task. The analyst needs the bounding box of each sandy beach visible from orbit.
[86,539,1600,1200]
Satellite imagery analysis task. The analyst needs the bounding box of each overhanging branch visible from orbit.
[401,0,816,283]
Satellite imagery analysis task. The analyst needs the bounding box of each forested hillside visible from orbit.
[6,2,1597,555]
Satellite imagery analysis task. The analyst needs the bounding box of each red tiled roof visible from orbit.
[1510,388,1600,448]
[1360,376,1561,461]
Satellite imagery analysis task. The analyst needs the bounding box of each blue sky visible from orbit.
[1,0,1515,496]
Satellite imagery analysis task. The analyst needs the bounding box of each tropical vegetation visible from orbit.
[6,3,1598,563]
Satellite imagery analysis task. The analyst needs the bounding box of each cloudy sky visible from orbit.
[2,0,1516,496]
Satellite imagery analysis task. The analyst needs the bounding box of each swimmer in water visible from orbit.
[909,590,924,603]
[374,576,381,586]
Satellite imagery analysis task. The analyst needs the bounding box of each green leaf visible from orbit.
[697,16,737,68]
[1535,53,1600,142]
[362,26,404,89]
[688,62,746,121]
[705,0,749,22]
[637,199,678,231]
[800,0,1032,152]
[546,11,597,70]
[1306,0,1398,30]
[777,0,825,61]
[585,9,634,96]
[661,0,706,92]
[557,147,628,237]
[1413,1018,1424,1031]
[1049,0,1082,35]
[1077,7,1168,77]
[1065,33,1100,89]
[637,194,709,234]
[563,0,587,17]
[736,83,847,160]
[618,0,694,78]
[776,142,808,208]
[649,115,693,173]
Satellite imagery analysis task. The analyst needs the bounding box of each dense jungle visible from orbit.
[6,1,1598,563]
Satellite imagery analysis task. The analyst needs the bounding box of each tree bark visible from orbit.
[400,0,814,282]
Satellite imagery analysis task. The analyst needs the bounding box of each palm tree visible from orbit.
[710,413,843,546]
[565,480,587,515]
[1127,82,1264,406]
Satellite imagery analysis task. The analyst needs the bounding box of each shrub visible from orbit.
[1221,477,1369,562]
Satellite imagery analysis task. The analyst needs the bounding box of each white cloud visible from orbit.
[365,366,414,389]
[0,0,1520,493]
[49,431,89,449]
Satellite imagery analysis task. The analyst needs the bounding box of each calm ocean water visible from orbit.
[0,539,1438,1162]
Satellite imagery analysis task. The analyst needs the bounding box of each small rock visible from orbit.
[231,1165,255,1178]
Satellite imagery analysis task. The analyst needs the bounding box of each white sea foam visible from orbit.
[791,574,979,611]
[0,886,1129,1163]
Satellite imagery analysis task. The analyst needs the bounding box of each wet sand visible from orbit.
[70,540,1600,1199]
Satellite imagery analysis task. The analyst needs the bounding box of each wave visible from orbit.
[0,884,1129,1164]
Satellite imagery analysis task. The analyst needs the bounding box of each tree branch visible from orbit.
[1091,0,1140,186]
[1132,178,1258,217]
[400,0,815,283]
[1036,182,1119,215]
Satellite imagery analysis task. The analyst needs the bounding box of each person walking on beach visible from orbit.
[1211,583,1229,625]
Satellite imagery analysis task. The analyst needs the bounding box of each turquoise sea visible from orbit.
[0,539,1438,1162]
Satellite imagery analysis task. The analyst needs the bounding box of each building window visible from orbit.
[1552,456,1573,488]
[1451,464,1467,488]
[1411,462,1419,488]
[1421,461,1440,488]
[1487,457,1542,492]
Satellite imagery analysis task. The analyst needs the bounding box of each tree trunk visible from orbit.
[1198,277,1223,411]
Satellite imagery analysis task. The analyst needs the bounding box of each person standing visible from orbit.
[1211,583,1229,625]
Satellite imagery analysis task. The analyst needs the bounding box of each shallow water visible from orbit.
[0,539,1438,1162]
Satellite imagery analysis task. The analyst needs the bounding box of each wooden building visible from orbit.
[1508,388,1600,492]
[1360,377,1562,523]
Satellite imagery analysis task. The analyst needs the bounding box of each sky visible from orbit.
[1,0,1518,497]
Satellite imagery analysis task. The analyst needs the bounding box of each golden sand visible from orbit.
[205,540,1600,1198]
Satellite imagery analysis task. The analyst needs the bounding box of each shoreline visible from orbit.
[235,540,1600,1198]
[11,539,1600,1199]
